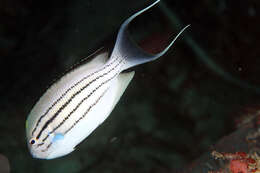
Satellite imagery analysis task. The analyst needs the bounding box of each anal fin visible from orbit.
[111,71,135,108]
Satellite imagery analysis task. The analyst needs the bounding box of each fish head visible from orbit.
[26,119,74,159]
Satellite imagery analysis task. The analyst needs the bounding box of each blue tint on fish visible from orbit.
[52,133,64,143]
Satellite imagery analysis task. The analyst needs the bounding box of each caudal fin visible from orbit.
[110,0,190,70]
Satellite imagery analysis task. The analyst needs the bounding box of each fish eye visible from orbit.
[29,138,36,145]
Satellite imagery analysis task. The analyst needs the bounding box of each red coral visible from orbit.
[237,152,248,158]
[256,115,260,125]
[230,159,248,173]
[212,151,258,173]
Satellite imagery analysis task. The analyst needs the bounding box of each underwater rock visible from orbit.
[0,154,10,173]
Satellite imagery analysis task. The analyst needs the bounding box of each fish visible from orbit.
[25,0,189,159]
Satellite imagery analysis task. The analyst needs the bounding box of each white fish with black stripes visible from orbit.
[25,0,189,159]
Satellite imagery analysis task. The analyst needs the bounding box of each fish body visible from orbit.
[26,0,189,159]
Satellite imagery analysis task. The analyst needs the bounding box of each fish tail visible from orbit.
[110,0,190,70]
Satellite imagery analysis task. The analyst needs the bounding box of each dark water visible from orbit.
[1,0,260,172]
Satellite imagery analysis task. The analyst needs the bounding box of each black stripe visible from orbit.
[65,87,109,134]
[36,58,124,140]
[42,70,119,142]
[37,143,44,147]
[31,56,120,136]
[41,142,52,152]
[42,88,109,153]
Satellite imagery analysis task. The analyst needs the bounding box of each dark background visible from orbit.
[1,0,260,172]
